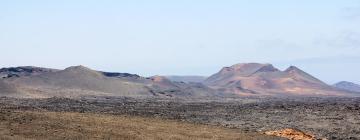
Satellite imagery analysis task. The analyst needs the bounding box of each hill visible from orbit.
[0,66,217,98]
[333,81,360,93]
[0,66,58,78]
[204,63,350,96]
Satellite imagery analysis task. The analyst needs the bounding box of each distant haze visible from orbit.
[0,0,359,84]
[166,76,207,83]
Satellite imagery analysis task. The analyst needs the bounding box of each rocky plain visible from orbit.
[0,96,359,139]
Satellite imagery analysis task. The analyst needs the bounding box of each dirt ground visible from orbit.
[0,109,278,140]
[0,96,359,139]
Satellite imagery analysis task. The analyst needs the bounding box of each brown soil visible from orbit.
[0,109,278,140]
[2,96,359,139]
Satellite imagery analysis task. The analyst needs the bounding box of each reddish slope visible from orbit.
[204,63,348,96]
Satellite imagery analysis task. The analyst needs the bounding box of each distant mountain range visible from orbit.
[333,81,360,93]
[0,66,58,78]
[203,63,347,96]
[0,65,217,98]
[165,76,207,83]
[0,63,358,98]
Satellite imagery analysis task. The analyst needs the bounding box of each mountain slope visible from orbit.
[148,75,218,97]
[2,66,150,98]
[1,64,355,98]
[0,80,18,97]
[0,66,58,79]
[333,81,360,93]
[204,63,346,96]
[0,66,217,98]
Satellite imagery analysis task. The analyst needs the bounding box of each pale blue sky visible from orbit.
[1,0,360,84]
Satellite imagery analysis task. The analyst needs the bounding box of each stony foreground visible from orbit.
[0,110,279,140]
[0,96,359,139]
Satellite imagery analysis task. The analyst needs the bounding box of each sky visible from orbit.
[1,0,360,84]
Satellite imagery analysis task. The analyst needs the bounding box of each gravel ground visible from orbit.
[0,96,359,140]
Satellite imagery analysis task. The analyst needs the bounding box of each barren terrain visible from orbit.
[1,96,359,139]
[0,109,278,140]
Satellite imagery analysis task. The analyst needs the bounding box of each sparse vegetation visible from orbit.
[0,110,277,140]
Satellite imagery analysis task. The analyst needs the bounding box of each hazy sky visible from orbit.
[1,0,360,84]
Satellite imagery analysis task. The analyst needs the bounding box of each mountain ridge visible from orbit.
[0,66,59,79]
[0,63,357,98]
[165,76,207,83]
[0,65,218,98]
[204,63,349,96]
[333,81,360,93]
